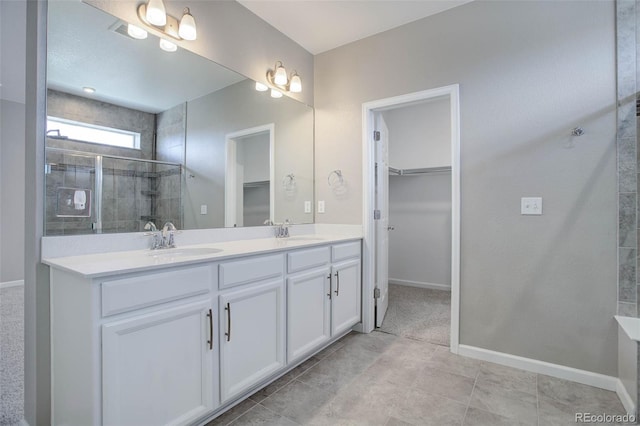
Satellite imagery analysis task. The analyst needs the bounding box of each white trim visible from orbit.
[389,279,451,292]
[458,344,618,392]
[361,84,461,354]
[0,279,24,289]
[617,378,637,416]
[224,124,275,228]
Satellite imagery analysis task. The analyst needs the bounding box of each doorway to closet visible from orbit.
[362,85,460,352]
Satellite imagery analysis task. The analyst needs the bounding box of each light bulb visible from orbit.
[146,0,167,26]
[127,24,148,40]
[255,82,269,92]
[274,63,288,86]
[289,73,302,93]
[270,89,283,98]
[159,38,177,52]
[82,87,95,94]
[178,8,197,40]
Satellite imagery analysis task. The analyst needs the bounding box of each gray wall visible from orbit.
[185,79,313,229]
[0,0,26,283]
[1,100,26,283]
[314,0,618,375]
[156,103,186,164]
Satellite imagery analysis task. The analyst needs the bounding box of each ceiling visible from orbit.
[237,0,474,55]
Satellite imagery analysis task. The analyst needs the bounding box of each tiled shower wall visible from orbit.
[617,0,639,317]
[45,91,183,235]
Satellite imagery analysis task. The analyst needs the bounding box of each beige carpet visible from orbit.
[0,286,24,426]
[378,284,450,346]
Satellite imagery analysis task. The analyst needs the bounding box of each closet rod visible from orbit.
[389,166,451,175]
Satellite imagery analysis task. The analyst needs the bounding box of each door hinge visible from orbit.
[374,288,381,299]
[373,131,380,141]
[373,209,381,220]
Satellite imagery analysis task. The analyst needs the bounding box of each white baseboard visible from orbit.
[389,279,451,292]
[616,378,637,416]
[0,279,24,289]
[458,344,619,392]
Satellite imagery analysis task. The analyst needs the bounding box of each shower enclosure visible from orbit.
[45,147,182,235]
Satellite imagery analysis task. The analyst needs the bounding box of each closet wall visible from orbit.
[383,97,452,290]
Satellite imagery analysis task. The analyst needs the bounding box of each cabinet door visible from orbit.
[287,267,331,362]
[331,259,362,336]
[102,300,216,426]
[219,279,285,403]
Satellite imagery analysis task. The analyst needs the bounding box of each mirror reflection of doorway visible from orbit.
[224,124,275,227]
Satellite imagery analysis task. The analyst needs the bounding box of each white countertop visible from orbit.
[615,315,640,342]
[42,234,362,278]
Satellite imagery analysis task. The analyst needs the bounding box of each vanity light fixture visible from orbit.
[82,87,96,94]
[159,38,178,52]
[127,24,148,40]
[255,82,269,92]
[270,89,283,99]
[265,61,302,94]
[137,0,198,44]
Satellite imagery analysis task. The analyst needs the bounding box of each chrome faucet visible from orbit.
[161,222,177,249]
[275,219,291,238]
[144,221,162,250]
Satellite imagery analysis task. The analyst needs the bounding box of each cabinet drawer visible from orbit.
[101,266,213,317]
[219,254,284,290]
[287,246,330,274]
[331,241,361,262]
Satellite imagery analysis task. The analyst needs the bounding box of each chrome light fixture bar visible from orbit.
[265,61,302,94]
[137,1,197,42]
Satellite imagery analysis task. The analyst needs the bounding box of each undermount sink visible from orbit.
[148,247,223,258]
[285,236,325,241]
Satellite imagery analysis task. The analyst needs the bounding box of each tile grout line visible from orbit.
[460,369,480,426]
[535,373,540,426]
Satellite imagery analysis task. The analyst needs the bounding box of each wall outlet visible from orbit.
[318,200,325,214]
[200,204,208,215]
[521,197,542,215]
[304,201,312,213]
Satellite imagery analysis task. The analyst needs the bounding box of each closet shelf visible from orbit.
[389,166,451,176]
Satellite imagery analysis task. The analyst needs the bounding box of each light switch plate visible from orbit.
[521,197,542,215]
[318,200,325,214]
[304,201,311,213]
[200,204,208,215]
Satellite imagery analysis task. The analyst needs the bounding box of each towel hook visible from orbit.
[328,170,344,187]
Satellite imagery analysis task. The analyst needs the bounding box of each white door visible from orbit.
[331,259,362,336]
[287,267,332,362]
[374,113,390,327]
[102,300,216,426]
[219,279,286,403]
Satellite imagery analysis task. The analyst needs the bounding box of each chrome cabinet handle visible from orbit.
[224,303,231,342]
[206,308,213,350]
[327,273,332,299]
[334,272,340,296]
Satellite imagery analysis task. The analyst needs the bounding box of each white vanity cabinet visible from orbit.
[48,237,361,426]
[102,300,215,426]
[50,264,218,426]
[287,242,362,362]
[217,254,286,403]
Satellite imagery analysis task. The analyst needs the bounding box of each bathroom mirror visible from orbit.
[44,0,314,236]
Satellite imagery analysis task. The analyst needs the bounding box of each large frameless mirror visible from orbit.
[44,0,314,235]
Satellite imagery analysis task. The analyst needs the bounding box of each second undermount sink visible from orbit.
[148,247,223,258]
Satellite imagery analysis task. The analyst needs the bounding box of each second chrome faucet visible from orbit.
[145,221,178,249]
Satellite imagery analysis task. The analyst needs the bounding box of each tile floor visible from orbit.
[206,331,629,425]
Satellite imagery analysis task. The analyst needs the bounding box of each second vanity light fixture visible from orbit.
[129,0,197,53]
[259,61,302,98]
